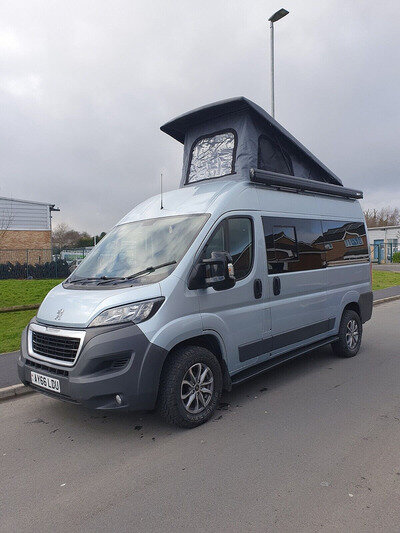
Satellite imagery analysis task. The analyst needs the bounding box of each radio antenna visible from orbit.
[160,172,164,209]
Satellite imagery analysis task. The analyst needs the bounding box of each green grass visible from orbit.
[0,279,61,308]
[0,309,37,353]
[372,270,400,291]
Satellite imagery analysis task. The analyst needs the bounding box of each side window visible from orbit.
[202,224,226,260]
[228,218,253,279]
[322,220,369,265]
[263,219,298,274]
[186,129,237,184]
[202,217,253,280]
[295,219,325,271]
[262,217,325,273]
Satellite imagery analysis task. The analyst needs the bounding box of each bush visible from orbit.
[0,260,70,279]
[392,252,400,263]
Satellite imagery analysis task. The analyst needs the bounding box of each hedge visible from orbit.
[392,252,400,264]
[0,260,70,279]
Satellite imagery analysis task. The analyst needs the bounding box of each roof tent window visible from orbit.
[258,134,293,175]
[186,129,237,184]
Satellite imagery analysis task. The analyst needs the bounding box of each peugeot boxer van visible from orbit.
[18,97,372,427]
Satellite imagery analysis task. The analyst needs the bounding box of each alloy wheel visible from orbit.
[180,363,214,414]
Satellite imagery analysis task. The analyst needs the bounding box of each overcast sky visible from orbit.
[0,1,399,234]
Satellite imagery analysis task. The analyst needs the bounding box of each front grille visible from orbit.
[31,331,80,364]
[25,358,69,377]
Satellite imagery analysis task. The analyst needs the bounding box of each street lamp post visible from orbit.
[268,8,289,118]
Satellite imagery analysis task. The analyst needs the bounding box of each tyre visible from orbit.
[158,345,223,428]
[331,309,362,358]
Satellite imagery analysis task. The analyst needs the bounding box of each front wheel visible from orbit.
[331,309,362,358]
[158,345,223,428]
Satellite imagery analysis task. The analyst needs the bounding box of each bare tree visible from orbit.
[52,223,91,250]
[0,209,13,246]
[364,207,400,228]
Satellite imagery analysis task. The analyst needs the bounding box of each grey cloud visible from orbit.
[0,0,399,233]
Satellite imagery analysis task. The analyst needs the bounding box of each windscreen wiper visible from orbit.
[68,276,123,285]
[67,277,101,284]
[97,261,177,285]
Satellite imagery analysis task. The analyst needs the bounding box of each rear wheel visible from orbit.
[158,345,222,428]
[331,309,362,358]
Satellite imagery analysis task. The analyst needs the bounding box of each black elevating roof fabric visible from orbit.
[161,97,343,186]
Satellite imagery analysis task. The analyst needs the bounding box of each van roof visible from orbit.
[161,96,342,187]
[118,178,363,227]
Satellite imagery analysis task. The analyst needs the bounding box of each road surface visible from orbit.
[1,300,400,532]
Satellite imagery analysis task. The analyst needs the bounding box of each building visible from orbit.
[0,196,59,264]
[368,225,400,262]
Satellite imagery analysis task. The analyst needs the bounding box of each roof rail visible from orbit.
[249,168,363,200]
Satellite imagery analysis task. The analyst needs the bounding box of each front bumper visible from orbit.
[18,320,167,411]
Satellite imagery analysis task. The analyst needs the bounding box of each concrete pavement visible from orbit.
[373,263,400,272]
[0,350,19,388]
[1,300,400,532]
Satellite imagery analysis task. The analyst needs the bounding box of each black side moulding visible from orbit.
[250,168,363,200]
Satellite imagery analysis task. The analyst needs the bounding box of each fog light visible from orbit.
[115,394,123,405]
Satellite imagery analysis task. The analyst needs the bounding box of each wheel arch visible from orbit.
[342,301,361,318]
[160,333,232,392]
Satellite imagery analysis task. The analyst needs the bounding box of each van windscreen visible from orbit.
[68,214,209,286]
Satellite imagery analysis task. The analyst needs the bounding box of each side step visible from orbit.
[231,335,338,386]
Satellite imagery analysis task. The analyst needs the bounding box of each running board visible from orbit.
[231,335,339,386]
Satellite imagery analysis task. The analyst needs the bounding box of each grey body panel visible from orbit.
[18,319,168,410]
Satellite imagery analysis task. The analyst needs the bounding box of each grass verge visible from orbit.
[0,309,37,353]
[372,270,400,291]
[0,279,61,308]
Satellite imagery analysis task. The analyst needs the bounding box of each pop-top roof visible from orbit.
[161,96,343,187]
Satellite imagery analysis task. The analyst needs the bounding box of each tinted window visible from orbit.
[202,217,253,280]
[263,217,324,273]
[322,220,369,265]
[295,219,325,271]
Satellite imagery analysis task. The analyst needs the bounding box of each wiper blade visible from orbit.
[97,261,177,285]
[125,261,177,280]
[68,277,101,284]
[68,276,123,285]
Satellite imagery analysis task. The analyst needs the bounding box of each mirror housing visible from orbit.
[188,251,236,291]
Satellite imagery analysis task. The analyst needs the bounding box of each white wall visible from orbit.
[0,197,51,231]
[368,226,400,244]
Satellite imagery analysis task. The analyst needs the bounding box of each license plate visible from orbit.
[30,371,60,393]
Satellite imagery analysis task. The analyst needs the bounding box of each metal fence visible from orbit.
[0,248,92,279]
[369,243,400,264]
[0,248,52,266]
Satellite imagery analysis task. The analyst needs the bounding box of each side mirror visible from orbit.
[188,251,236,291]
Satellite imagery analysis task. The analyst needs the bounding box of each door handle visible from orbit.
[254,278,262,299]
[273,276,281,296]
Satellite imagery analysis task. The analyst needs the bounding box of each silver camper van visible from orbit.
[18,97,372,427]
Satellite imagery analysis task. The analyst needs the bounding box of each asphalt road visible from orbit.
[1,300,400,532]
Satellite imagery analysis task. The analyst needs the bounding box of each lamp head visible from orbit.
[268,8,289,23]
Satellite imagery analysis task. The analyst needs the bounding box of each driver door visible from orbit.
[196,215,265,373]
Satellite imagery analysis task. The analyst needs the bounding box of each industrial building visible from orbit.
[0,196,59,264]
[368,225,400,263]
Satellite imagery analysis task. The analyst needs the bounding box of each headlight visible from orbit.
[88,298,164,327]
